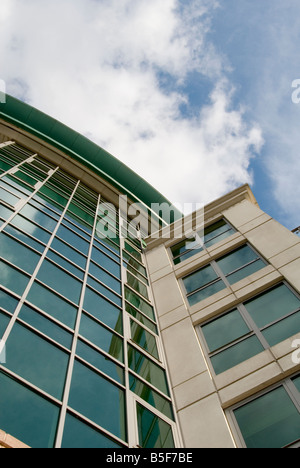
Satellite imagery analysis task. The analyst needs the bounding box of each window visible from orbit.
[130,319,159,360]
[136,403,175,448]
[231,376,300,448]
[199,283,300,375]
[171,219,236,265]
[183,244,266,307]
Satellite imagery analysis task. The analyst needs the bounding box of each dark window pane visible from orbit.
[130,320,159,359]
[37,260,82,304]
[79,313,124,363]
[68,360,127,441]
[183,265,219,295]
[90,248,121,277]
[56,224,90,255]
[130,375,174,420]
[0,204,14,221]
[26,282,78,329]
[61,413,123,448]
[4,323,69,399]
[202,309,250,353]
[126,303,158,335]
[262,311,300,347]
[125,287,155,322]
[127,272,149,300]
[50,238,87,269]
[0,187,20,206]
[47,251,85,280]
[0,371,60,448]
[89,263,121,295]
[0,290,19,313]
[4,224,45,253]
[0,311,10,339]
[245,284,300,329]
[226,259,266,285]
[211,335,265,375]
[187,279,225,306]
[0,260,30,296]
[292,376,300,393]
[234,386,300,448]
[136,403,174,448]
[83,287,123,334]
[18,304,73,349]
[0,233,40,274]
[128,345,169,396]
[76,339,124,385]
[217,245,259,276]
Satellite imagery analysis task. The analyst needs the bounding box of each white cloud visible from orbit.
[0,0,263,210]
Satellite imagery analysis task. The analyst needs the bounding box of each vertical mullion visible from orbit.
[54,192,100,448]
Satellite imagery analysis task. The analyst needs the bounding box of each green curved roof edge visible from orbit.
[0,95,182,224]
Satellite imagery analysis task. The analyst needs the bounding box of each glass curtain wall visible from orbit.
[0,142,177,448]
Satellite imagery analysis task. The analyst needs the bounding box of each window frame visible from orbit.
[197,281,300,376]
[227,373,300,448]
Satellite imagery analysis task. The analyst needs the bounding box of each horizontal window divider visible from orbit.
[89,260,121,282]
[186,277,224,297]
[128,340,164,368]
[130,385,176,425]
[33,279,79,310]
[125,267,149,286]
[223,257,265,278]
[60,219,92,242]
[23,300,75,334]
[86,277,123,303]
[65,406,128,447]
[125,301,158,331]
[77,335,126,369]
[16,212,54,235]
[0,366,63,407]
[42,256,84,284]
[1,258,31,278]
[208,331,256,357]
[129,315,158,337]
[128,369,172,405]
[47,247,86,274]
[125,284,153,307]
[74,354,126,390]
[16,316,72,355]
[1,228,45,257]
[258,307,300,331]
[81,309,124,339]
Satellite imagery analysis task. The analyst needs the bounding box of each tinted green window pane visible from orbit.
[187,280,225,306]
[126,264,149,285]
[125,242,142,263]
[0,311,10,338]
[171,236,199,259]
[3,174,32,195]
[56,225,90,255]
[27,282,77,329]
[0,260,30,296]
[4,323,69,399]
[183,265,218,295]
[37,260,82,304]
[126,304,158,335]
[262,311,300,347]
[19,304,73,349]
[128,345,169,396]
[0,290,19,313]
[47,251,85,280]
[90,248,121,277]
[94,236,120,255]
[245,284,300,329]
[0,187,20,206]
[123,252,147,276]
[79,313,124,362]
[202,309,250,353]
[292,376,300,393]
[173,248,201,265]
[130,375,174,421]
[88,263,121,295]
[67,202,95,227]
[11,215,51,244]
[0,233,40,274]
[19,204,58,232]
[76,339,125,385]
[0,159,12,172]
[137,403,174,449]
[4,224,45,253]
[68,361,127,441]
[0,204,14,221]
[83,287,123,334]
[130,320,159,359]
[211,335,265,375]
[217,245,258,276]
[125,287,155,321]
[14,170,38,187]
[38,185,68,208]
[51,238,87,269]
[0,371,60,448]
[62,413,123,448]
[204,219,231,244]
[234,386,300,448]
[127,272,149,300]
[226,259,266,285]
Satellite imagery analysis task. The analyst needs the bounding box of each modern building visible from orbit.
[0,96,299,448]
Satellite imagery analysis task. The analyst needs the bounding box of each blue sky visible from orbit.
[1,0,299,229]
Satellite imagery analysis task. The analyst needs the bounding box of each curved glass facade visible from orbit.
[0,142,177,448]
